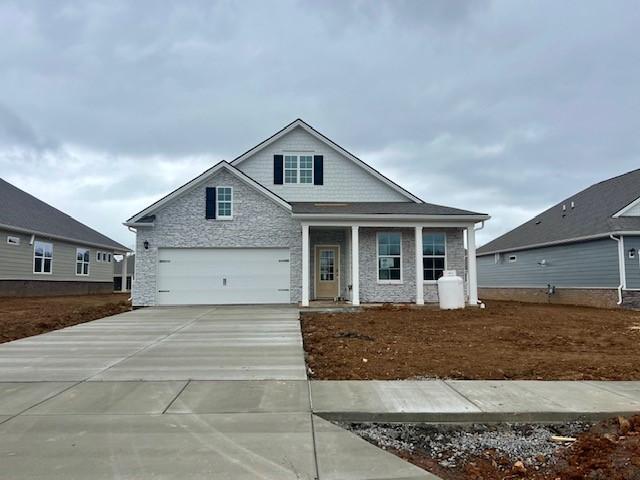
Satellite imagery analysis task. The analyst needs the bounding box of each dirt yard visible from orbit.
[301,301,640,380]
[0,294,131,343]
[348,415,640,480]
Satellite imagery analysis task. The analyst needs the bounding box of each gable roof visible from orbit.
[0,178,129,252]
[230,119,423,203]
[291,201,487,218]
[478,168,640,255]
[126,161,291,224]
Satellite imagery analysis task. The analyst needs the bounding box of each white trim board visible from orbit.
[126,161,291,224]
[230,119,423,203]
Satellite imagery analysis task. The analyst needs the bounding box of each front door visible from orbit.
[315,246,339,299]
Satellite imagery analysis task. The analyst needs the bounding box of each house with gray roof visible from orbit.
[477,168,640,308]
[125,119,489,307]
[0,178,130,297]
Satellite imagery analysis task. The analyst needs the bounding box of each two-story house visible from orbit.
[125,119,489,307]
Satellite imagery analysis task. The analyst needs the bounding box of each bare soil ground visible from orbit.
[0,294,131,343]
[348,416,640,480]
[301,301,640,380]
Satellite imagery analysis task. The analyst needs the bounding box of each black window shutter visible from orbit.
[313,155,324,185]
[205,187,216,219]
[274,155,284,184]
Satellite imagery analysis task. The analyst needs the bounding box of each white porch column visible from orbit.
[467,225,478,305]
[415,226,424,305]
[121,253,128,293]
[351,225,360,306]
[301,224,310,307]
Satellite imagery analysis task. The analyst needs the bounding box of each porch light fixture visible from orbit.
[629,248,636,259]
[144,240,149,250]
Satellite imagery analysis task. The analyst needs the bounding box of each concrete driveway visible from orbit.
[0,306,432,480]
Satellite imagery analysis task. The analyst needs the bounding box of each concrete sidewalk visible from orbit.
[311,380,640,423]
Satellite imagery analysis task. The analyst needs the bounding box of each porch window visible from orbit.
[34,241,53,274]
[423,233,446,281]
[377,232,402,282]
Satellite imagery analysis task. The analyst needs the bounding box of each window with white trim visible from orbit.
[423,233,446,281]
[107,253,111,262]
[377,232,402,282]
[97,252,102,262]
[284,154,313,184]
[33,241,53,274]
[76,248,90,275]
[216,186,233,219]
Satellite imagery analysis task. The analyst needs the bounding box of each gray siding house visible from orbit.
[477,169,640,308]
[125,119,489,307]
[0,178,130,296]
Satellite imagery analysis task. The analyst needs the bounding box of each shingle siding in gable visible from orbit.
[132,170,302,307]
[477,238,620,288]
[235,126,409,202]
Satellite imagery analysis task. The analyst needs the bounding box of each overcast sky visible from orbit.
[1,0,639,250]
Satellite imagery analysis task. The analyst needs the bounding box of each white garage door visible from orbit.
[157,248,290,305]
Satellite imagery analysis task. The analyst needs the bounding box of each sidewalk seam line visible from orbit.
[162,380,191,414]
[442,380,486,412]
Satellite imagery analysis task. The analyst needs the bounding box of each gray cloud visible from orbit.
[0,0,639,247]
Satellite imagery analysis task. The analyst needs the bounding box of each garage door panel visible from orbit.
[157,248,290,305]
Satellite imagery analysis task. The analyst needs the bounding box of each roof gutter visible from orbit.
[477,231,639,256]
[0,222,131,253]
[123,222,155,228]
[291,213,490,222]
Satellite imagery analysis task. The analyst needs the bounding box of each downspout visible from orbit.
[473,221,485,307]
[610,234,625,305]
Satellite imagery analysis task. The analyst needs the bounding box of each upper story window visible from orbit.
[34,241,53,274]
[377,232,402,282]
[284,154,313,184]
[423,233,446,282]
[76,248,90,275]
[216,186,233,219]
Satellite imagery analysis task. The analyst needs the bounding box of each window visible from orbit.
[107,253,111,262]
[299,155,313,184]
[319,250,335,281]
[97,252,102,262]
[509,255,517,263]
[33,241,53,274]
[284,155,297,184]
[284,154,313,184]
[423,233,446,281]
[377,232,402,282]
[76,248,90,275]
[7,235,20,245]
[216,186,233,219]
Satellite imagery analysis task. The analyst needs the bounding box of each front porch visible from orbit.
[300,222,480,307]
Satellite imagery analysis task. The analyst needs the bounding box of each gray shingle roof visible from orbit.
[478,168,640,255]
[0,178,129,251]
[290,202,486,216]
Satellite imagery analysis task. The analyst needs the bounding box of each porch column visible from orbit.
[467,225,479,305]
[302,224,310,307]
[351,225,360,306]
[121,253,128,293]
[415,226,424,305]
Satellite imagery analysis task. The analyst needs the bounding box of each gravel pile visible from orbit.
[343,422,592,469]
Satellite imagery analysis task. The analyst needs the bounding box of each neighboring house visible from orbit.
[125,119,489,307]
[477,169,640,309]
[113,254,135,292]
[0,178,130,296]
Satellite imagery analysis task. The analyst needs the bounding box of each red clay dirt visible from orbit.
[0,294,131,343]
[392,415,640,480]
[301,301,640,380]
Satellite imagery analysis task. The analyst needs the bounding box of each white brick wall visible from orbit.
[133,169,302,306]
[235,126,410,202]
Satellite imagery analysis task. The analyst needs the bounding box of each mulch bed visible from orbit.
[0,294,131,343]
[350,415,640,480]
[301,301,640,380]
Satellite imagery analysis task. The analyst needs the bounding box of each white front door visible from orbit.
[157,248,290,305]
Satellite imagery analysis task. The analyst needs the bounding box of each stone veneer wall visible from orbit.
[358,227,466,303]
[133,169,301,306]
[479,287,620,309]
